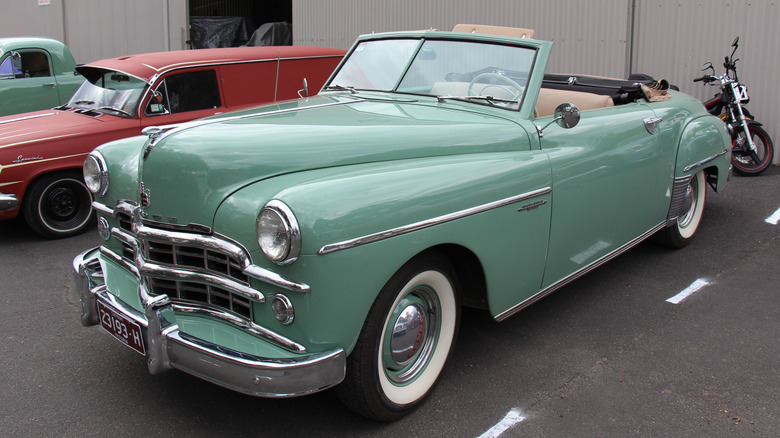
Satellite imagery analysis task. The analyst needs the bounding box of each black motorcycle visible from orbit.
[694,37,774,175]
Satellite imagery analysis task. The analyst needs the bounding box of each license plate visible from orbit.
[97,300,146,356]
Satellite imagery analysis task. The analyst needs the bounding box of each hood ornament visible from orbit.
[140,182,151,208]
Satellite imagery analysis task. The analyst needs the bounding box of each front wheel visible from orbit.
[22,171,94,239]
[731,124,774,175]
[654,170,706,249]
[336,253,460,421]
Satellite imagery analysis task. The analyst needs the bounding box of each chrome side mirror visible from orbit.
[553,103,580,129]
[537,103,580,137]
[298,78,309,98]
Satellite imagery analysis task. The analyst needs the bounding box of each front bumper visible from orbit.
[73,247,346,397]
[0,192,18,211]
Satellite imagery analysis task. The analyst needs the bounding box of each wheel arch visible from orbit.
[19,166,84,209]
[428,243,488,310]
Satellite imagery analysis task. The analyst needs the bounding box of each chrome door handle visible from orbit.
[644,117,662,134]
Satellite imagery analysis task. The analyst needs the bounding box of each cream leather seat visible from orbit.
[535,88,614,117]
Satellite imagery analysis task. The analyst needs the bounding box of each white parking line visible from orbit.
[478,408,526,438]
[765,206,780,225]
[666,279,710,304]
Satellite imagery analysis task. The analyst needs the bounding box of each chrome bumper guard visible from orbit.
[73,248,346,398]
[0,192,19,211]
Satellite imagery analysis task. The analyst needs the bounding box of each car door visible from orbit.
[539,103,662,287]
[141,68,224,127]
[0,49,61,115]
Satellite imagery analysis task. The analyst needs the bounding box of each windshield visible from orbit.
[67,71,147,117]
[327,37,536,110]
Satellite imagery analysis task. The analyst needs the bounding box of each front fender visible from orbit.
[214,151,553,353]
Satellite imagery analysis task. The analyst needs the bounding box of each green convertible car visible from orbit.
[73,25,731,421]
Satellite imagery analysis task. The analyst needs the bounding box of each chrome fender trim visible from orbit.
[318,187,552,255]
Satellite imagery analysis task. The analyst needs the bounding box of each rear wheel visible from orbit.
[731,125,774,175]
[654,170,706,249]
[336,253,460,421]
[22,171,94,239]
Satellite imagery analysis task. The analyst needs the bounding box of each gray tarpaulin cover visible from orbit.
[190,16,251,49]
[246,22,292,46]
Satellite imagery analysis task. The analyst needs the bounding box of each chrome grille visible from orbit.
[141,239,252,319]
[149,278,252,319]
[144,241,249,284]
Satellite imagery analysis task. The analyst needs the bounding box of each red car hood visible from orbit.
[0,109,139,159]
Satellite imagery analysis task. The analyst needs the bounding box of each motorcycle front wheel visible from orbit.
[731,125,774,175]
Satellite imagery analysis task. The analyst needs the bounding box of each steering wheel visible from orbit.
[467,72,523,100]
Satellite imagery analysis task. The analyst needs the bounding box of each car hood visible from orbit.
[138,94,527,228]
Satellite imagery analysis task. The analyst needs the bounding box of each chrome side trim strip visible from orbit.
[683,149,728,172]
[0,112,56,126]
[318,187,552,255]
[494,221,667,322]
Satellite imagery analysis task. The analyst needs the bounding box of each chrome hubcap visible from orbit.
[383,286,439,384]
[390,303,427,366]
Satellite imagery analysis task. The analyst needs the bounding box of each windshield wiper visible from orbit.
[71,100,95,105]
[323,84,358,94]
[96,106,131,116]
[436,95,518,106]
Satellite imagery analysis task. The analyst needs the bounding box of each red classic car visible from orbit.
[0,45,344,238]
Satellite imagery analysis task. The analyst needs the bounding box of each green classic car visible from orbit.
[0,37,82,116]
[73,25,730,421]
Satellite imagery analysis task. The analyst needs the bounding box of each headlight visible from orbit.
[83,151,109,197]
[256,200,301,265]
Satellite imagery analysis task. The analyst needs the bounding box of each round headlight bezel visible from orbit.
[83,151,109,197]
[256,200,301,266]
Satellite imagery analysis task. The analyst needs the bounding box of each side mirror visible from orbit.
[700,61,714,75]
[732,36,739,48]
[536,103,580,138]
[298,78,309,98]
[554,103,580,129]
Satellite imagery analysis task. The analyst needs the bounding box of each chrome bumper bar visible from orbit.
[0,192,18,211]
[73,248,345,398]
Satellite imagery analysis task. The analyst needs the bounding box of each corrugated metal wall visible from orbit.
[0,0,188,64]
[293,0,779,164]
[632,1,779,164]
[293,0,633,78]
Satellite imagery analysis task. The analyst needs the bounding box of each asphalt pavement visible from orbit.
[1,166,778,437]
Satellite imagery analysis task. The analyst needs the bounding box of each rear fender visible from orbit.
[675,115,731,192]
